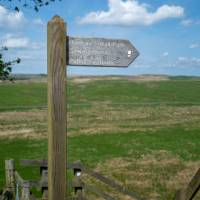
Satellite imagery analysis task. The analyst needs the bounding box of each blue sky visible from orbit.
[0,0,200,76]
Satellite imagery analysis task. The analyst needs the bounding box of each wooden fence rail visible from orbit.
[69,161,146,200]
[1,159,199,200]
[174,168,200,200]
[1,159,145,200]
[21,159,145,199]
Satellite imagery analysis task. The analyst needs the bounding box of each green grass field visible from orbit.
[0,76,200,108]
[0,76,200,199]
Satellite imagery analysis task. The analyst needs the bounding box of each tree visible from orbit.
[0,1,60,80]
[0,0,62,12]
[0,47,21,81]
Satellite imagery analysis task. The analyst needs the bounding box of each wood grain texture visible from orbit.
[5,160,15,194]
[41,170,48,188]
[20,159,47,167]
[174,168,200,200]
[42,190,48,200]
[47,15,67,200]
[68,37,139,67]
[21,182,30,200]
[174,189,186,200]
[15,171,24,187]
[184,168,200,200]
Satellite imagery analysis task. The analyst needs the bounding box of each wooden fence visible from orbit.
[1,159,199,200]
[0,159,146,200]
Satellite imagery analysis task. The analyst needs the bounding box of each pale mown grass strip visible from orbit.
[82,151,200,200]
[1,105,200,138]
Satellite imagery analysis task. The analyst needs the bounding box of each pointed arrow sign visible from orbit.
[67,37,139,67]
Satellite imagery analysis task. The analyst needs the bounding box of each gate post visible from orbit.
[5,159,15,196]
[21,182,30,200]
[47,15,67,200]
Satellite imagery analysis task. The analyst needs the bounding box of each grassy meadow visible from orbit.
[0,75,200,199]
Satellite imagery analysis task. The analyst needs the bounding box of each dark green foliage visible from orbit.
[0,47,20,81]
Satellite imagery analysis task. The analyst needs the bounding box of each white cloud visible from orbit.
[181,19,200,27]
[33,18,45,26]
[31,42,45,50]
[80,0,184,26]
[162,52,169,57]
[1,34,43,50]
[1,34,29,49]
[178,57,188,62]
[0,5,26,29]
[178,56,200,66]
[14,48,46,61]
[191,57,200,64]
[9,47,47,74]
[189,43,199,49]
[181,19,193,26]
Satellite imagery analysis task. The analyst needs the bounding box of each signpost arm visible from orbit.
[47,15,67,200]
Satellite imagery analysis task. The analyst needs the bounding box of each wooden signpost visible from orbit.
[47,15,139,200]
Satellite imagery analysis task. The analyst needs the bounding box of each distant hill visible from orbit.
[3,74,199,84]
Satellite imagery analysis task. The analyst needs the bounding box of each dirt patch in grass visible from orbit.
[127,75,169,82]
[1,105,200,138]
[67,105,200,136]
[0,109,47,139]
[70,75,170,84]
[0,128,36,139]
[0,109,46,121]
[70,76,124,84]
[89,151,200,200]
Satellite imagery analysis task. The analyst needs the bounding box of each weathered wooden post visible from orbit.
[21,182,30,200]
[73,163,83,198]
[47,14,139,200]
[47,15,67,200]
[5,159,15,196]
[41,169,48,198]
[42,190,48,200]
